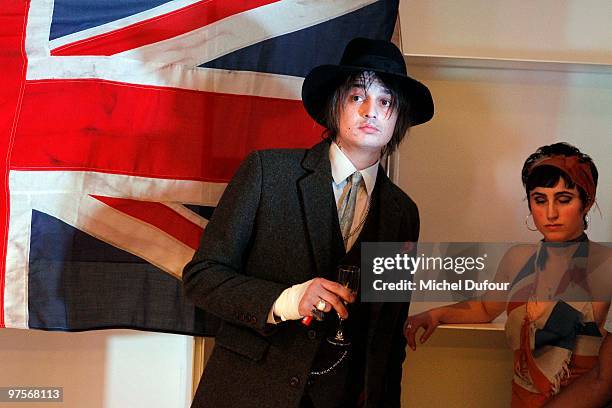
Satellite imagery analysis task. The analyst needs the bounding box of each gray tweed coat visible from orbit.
[183,140,419,408]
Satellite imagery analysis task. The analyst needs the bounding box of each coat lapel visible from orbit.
[297,140,342,278]
[367,170,403,325]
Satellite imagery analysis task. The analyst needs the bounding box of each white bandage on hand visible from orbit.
[266,279,314,323]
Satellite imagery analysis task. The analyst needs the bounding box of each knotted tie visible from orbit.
[338,171,364,247]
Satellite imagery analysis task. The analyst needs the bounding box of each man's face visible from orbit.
[336,73,398,159]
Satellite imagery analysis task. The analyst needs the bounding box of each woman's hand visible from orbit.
[404,310,441,350]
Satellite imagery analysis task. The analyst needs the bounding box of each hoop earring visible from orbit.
[525,213,538,232]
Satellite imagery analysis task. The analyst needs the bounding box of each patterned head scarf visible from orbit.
[528,155,596,207]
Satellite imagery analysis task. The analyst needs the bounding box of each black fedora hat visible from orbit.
[301,37,434,127]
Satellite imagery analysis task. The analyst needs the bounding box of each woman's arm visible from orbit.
[404,299,505,350]
[543,332,612,407]
[403,245,532,349]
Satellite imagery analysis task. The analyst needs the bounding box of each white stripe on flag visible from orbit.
[35,193,197,278]
[9,170,227,205]
[117,0,377,67]
[5,170,224,328]
[47,0,202,50]
[24,0,54,59]
[3,193,34,328]
[162,203,209,229]
[26,59,304,99]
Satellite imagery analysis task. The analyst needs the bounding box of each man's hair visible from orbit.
[321,71,412,155]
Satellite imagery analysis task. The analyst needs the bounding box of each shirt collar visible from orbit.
[329,142,378,196]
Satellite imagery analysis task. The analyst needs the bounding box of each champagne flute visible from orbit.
[327,265,360,346]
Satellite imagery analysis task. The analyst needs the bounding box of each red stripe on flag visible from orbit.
[92,196,203,250]
[11,79,322,181]
[0,0,31,328]
[51,0,279,56]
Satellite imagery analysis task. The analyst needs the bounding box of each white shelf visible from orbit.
[404,54,612,74]
[439,322,504,331]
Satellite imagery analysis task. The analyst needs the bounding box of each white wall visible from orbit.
[0,329,193,408]
[400,0,612,64]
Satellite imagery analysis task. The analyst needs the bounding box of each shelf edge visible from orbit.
[404,54,612,74]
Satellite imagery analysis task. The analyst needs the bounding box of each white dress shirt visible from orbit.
[267,142,378,323]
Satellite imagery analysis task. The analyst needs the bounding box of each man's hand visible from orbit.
[298,277,356,319]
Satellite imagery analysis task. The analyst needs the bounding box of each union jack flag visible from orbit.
[1,0,399,334]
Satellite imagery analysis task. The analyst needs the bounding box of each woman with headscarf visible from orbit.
[405,142,611,407]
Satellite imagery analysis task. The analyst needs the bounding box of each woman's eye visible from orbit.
[558,197,572,204]
[381,99,391,107]
[351,95,363,102]
[534,199,546,204]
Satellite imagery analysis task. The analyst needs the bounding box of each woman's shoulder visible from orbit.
[587,241,612,279]
[496,244,538,282]
[587,242,612,300]
[502,244,538,266]
[588,241,612,265]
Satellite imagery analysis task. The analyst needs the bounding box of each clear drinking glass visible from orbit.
[327,265,360,346]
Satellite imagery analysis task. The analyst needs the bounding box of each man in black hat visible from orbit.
[183,37,434,408]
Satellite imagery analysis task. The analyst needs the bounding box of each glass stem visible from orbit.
[336,313,345,339]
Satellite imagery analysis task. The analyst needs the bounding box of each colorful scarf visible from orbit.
[505,239,603,407]
[529,155,597,207]
[528,155,596,206]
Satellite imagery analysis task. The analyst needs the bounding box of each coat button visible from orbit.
[289,376,300,387]
[307,330,317,340]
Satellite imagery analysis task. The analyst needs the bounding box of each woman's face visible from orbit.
[529,179,587,242]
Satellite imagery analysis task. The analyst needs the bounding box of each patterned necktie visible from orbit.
[338,171,364,246]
